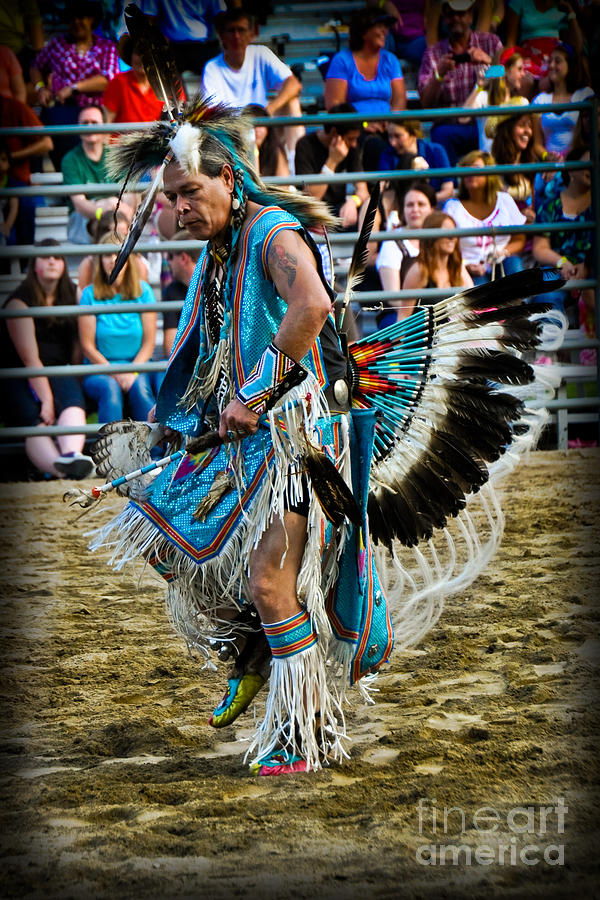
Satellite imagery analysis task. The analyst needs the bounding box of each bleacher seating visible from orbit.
[0,3,596,452]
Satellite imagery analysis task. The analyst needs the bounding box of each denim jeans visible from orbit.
[471,254,524,286]
[83,372,156,424]
[430,121,478,166]
[392,34,427,67]
[529,289,567,314]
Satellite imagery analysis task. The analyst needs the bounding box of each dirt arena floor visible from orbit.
[0,449,598,900]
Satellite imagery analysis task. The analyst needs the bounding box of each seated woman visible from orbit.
[504,0,585,84]
[532,146,592,322]
[531,42,594,160]
[375,180,436,327]
[368,0,427,68]
[443,149,527,285]
[0,239,93,479]
[77,209,149,298]
[402,210,473,311]
[78,234,157,424]
[244,104,290,179]
[488,97,538,221]
[325,6,406,169]
[465,49,528,151]
[377,119,454,204]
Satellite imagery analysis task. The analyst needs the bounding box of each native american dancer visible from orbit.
[70,5,565,777]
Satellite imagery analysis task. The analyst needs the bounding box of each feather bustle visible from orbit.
[351,269,566,549]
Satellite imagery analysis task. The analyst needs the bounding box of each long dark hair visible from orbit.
[21,238,77,308]
[552,43,585,95]
[491,114,538,188]
[244,104,286,177]
[417,211,463,287]
[398,179,436,225]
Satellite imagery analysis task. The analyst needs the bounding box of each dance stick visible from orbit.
[89,449,185,499]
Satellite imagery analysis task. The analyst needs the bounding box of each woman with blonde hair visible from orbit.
[77,209,149,298]
[465,49,528,152]
[78,233,157,424]
[443,149,526,284]
[402,211,473,314]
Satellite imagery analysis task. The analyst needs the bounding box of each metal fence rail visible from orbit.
[0,100,597,446]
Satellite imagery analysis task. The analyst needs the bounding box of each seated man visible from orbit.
[61,105,136,244]
[30,0,118,169]
[418,0,502,165]
[294,104,367,231]
[202,7,303,159]
[161,229,202,359]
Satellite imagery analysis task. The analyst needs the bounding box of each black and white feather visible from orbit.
[347,268,565,549]
[91,420,171,500]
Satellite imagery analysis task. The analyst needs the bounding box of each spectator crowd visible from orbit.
[0,0,597,476]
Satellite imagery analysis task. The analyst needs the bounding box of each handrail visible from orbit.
[0,221,593,263]
[0,160,592,198]
[0,99,593,136]
[0,280,596,321]
[0,97,596,447]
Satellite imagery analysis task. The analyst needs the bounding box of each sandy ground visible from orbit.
[0,449,598,900]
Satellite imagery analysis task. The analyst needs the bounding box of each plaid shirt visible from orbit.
[418,31,502,108]
[34,34,119,107]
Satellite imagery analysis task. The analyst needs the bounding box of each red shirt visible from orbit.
[102,69,164,123]
[0,95,45,184]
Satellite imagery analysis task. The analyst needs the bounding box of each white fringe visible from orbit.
[169,122,202,174]
[378,392,548,651]
[245,640,349,771]
[180,336,231,411]
[88,378,354,673]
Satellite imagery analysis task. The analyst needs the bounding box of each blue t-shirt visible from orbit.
[326,48,403,114]
[80,281,155,364]
[378,137,453,191]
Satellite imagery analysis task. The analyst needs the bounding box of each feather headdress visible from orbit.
[106,9,337,281]
[107,95,337,232]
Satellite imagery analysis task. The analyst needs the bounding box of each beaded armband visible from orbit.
[236,342,307,415]
[262,609,317,658]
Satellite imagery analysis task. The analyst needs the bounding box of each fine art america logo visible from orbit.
[416,797,567,866]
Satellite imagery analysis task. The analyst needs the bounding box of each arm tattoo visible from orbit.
[270,243,297,288]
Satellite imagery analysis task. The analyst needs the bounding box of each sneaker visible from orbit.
[54,452,95,480]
